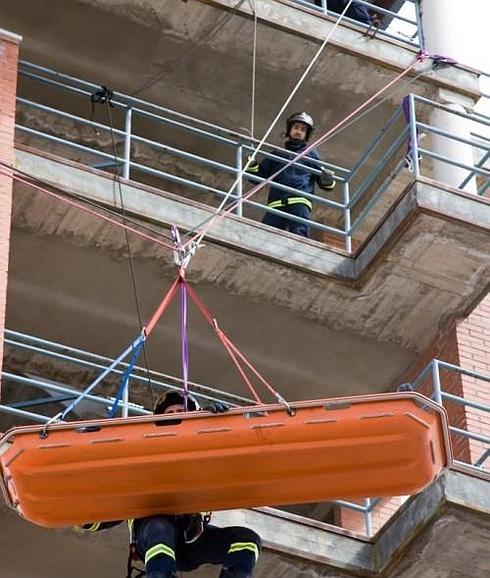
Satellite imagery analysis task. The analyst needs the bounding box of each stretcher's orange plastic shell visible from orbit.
[0,393,452,528]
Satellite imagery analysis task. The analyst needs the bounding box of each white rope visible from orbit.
[251,0,258,140]
[188,0,354,248]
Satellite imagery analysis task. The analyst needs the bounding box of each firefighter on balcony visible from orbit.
[247,112,335,238]
[79,391,261,578]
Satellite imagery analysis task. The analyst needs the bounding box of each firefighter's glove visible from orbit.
[246,156,260,174]
[318,168,336,190]
[207,401,230,413]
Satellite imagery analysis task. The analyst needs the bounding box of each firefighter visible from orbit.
[247,111,335,238]
[79,391,261,578]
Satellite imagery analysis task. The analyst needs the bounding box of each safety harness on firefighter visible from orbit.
[125,513,213,578]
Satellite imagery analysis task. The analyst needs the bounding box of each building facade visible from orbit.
[0,1,488,577]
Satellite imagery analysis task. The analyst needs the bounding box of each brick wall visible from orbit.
[0,30,20,400]
[338,293,490,534]
[456,294,490,466]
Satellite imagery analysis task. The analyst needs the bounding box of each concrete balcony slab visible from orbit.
[1,0,480,176]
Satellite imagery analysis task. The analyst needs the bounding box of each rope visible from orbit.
[144,276,181,337]
[108,336,145,418]
[170,63,431,244]
[1,165,175,251]
[185,281,290,409]
[56,333,144,423]
[323,66,430,142]
[180,275,190,412]
[183,0,355,248]
[184,282,263,404]
[0,160,175,245]
[3,55,432,275]
[40,275,180,429]
[250,0,258,140]
[183,51,427,247]
[105,100,156,407]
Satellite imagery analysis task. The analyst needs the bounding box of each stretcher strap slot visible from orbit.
[90,437,125,444]
[404,412,430,429]
[197,428,233,434]
[358,413,395,420]
[304,418,339,425]
[37,443,72,450]
[143,432,178,438]
[250,423,285,429]
[430,441,436,465]
[3,448,25,468]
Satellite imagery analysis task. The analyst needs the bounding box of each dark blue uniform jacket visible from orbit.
[256,139,323,207]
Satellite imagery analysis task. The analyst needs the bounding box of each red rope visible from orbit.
[144,276,181,338]
[215,328,263,404]
[219,332,282,402]
[185,281,278,404]
[3,168,175,252]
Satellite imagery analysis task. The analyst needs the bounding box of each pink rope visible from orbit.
[3,169,175,251]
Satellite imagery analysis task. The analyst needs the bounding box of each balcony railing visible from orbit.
[14,62,489,255]
[411,358,490,473]
[290,0,422,47]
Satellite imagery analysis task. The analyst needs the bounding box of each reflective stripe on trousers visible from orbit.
[267,196,312,211]
[227,541,260,562]
[145,543,176,565]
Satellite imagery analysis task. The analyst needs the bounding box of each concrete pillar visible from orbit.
[0,29,21,401]
[420,0,478,194]
[429,100,478,195]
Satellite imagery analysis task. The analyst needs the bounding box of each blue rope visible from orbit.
[108,336,145,418]
[60,335,143,421]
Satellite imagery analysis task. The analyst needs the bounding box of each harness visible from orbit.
[125,513,212,578]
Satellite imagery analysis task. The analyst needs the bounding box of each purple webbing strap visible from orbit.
[402,94,413,166]
[432,55,457,66]
[180,279,190,412]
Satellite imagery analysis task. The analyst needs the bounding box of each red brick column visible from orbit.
[0,30,21,400]
[456,294,490,467]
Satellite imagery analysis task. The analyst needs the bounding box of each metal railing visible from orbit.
[292,0,421,47]
[16,61,354,248]
[0,329,253,416]
[14,62,490,256]
[411,359,490,472]
[406,94,490,193]
[347,95,490,229]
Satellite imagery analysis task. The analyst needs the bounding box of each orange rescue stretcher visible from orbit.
[0,392,452,528]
